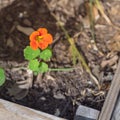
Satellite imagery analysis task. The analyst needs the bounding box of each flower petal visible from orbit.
[29,31,39,41]
[38,41,48,50]
[37,28,48,35]
[30,40,39,50]
[43,34,53,44]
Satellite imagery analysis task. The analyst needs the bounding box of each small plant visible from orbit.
[0,68,5,86]
[24,28,53,74]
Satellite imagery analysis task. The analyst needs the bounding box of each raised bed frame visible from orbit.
[0,98,66,120]
[98,59,120,120]
[0,0,120,120]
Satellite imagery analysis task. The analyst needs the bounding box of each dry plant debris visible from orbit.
[0,0,120,120]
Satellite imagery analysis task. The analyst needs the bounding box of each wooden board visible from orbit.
[0,99,66,120]
[111,93,120,120]
[98,59,120,120]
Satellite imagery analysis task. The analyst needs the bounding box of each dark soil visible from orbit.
[0,0,120,120]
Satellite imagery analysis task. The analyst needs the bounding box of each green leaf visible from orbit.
[24,46,40,60]
[28,59,39,71]
[0,68,5,86]
[38,62,48,73]
[40,48,52,61]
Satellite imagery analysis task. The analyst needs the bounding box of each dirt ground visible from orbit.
[0,0,120,120]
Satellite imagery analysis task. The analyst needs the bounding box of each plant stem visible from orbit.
[89,0,95,41]
[49,68,74,72]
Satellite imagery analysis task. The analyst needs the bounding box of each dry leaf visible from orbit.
[108,32,120,52]
[101,55,118,68]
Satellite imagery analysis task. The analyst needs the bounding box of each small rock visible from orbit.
[40,97,46,101]
[16,25,34,36]
[7,85,29,100]
[54,108,60,116]
[53,93,65,99]
[18,12,24,18]
[6,38,14,47]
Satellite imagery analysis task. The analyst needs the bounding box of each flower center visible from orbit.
[36,36,43,42]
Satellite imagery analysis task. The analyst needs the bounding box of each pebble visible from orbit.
[53,93,65,99]
[16,25,34,36]
[54,108,60,116]
[40,97,46,101]
[6,38,14,48]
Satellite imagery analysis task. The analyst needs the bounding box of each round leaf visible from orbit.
[38,62,48,73]
[28,59,39,71]
[24,46,40,60]
[0,68,5,86]
[40,48,52,61]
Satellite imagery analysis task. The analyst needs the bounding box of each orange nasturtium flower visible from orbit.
[29,28,53,50]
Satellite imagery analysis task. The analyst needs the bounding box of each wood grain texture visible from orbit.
[0,99,66,120]
[98,59,120,120]
[111,94,120,120]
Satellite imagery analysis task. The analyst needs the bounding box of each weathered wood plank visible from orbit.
[98,59,120,120]
[111,93,120,120]
[0,99,66,120]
